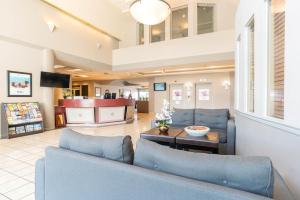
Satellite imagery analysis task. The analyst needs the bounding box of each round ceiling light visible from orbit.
[130,0,171,25]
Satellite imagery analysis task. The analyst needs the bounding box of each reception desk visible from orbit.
[56,99,135,127]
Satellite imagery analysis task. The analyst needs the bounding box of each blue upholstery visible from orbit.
[134,139,274,198]
[35,158,45,200]
[160,108,235,154]
[211,128,227,143]
[35,136,295,200]
[59,128,134,164]
[37,147,272,200]
[171,108,194,126]
[194,109,229,129]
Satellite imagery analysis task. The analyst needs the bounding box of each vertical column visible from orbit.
[144,25,150,45]
[42,49,55,130]
[165,15,171,41]
[188,0,196,37]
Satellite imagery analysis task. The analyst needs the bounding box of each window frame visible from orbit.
[170,5,189,40]
[266,0,285,120]
[235,35,241,110]
[136,23,145,45]
[197,3,216,35]
[245,16,255,113]
[150,21,166,43]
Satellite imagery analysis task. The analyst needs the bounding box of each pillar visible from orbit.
[42,49,55,130]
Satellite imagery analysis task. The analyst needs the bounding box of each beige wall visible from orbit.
[150,72,234,114]
[0,40,46,131]
[0,0,118,130]
[0,0,118,66]
[118,0,240,48]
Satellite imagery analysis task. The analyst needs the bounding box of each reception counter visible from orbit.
[55,99,135,127]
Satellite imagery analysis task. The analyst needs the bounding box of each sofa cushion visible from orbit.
[172,108,194,126]
[194,109,229,129]
[134,139,274,198]
[59,128,134,164]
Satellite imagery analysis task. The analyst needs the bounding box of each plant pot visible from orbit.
[159,126,169,134]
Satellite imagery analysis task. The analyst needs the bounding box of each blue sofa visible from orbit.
[152,108,236,155]
[35,129,294,200]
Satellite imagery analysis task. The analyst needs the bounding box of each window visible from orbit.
[267,0,285,119]
[150,21,165,43]
[138,89,149,100]
[171,7,188,39]
[137,23,144,45]
[197,4,214,34]
[247,18,255,113]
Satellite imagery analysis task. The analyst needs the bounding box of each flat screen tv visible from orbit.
[40,71,70,88]
[154,82,166,91]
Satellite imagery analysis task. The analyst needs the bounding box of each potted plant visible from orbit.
[62,89,71,99]
[155,99,173,134]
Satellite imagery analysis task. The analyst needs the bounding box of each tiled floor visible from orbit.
[0,113,153,200]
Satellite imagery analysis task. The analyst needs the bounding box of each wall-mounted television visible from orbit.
[154,82,167,91]
[40,71,70,88]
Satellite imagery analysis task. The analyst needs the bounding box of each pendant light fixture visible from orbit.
[130,0,171,25]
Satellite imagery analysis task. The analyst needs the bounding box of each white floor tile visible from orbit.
[5,183,35,200]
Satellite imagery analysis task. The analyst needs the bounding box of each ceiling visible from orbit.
[108,0,190,12]
[55,60,234,81]
[109,0,133,11]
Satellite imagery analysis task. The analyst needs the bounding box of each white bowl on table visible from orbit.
[184,126,210,137]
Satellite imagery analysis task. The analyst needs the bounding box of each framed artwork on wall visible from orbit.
[7,71,32,97]
[198,89,210,101]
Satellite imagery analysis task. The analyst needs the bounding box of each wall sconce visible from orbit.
[184,82,193,101]
[222,80,231,90]
[47,22,56,32]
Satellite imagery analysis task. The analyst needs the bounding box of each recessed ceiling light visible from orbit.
[78,75,89,78]
[67,68,82,72]
[54,65,65,69]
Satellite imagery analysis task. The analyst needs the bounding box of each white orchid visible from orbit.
[155,99,173,127]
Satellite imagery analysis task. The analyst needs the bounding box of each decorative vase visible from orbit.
[159,126,169,134]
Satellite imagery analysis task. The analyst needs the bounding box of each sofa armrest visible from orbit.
[35,158,45,200]
[274,169,295,200]
[226,119,236,155]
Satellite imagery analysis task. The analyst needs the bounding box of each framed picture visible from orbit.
[198,89,210,101]
[95,87,101,97]
[7,71,32,97]
[172,89,183,101]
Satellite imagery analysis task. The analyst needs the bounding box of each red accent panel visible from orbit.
[58,99,135,108]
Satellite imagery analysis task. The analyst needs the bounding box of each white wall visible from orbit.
[119,0,239,48]
[0,0,119,131]
[113,30,235,71]
[0,0,118,66]
[43,0,125,41]
[235,0,300,198]
[151,72,234,114]
[0,40,45,131]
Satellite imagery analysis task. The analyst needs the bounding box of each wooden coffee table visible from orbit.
[176,131,219,154]
[140,128,220,154]
[140,127,183,147]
